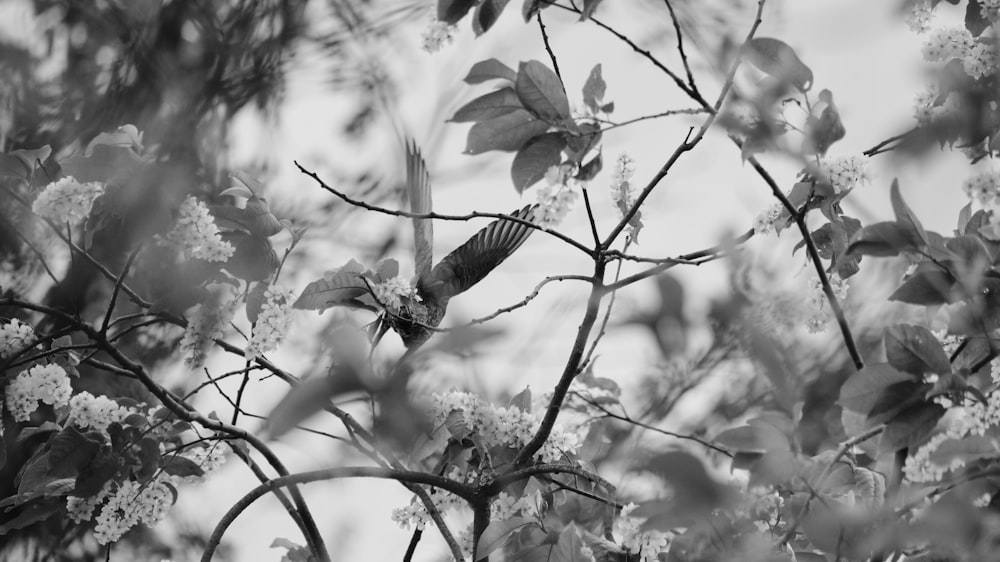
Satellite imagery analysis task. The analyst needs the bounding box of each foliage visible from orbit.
[3,0,1000,561]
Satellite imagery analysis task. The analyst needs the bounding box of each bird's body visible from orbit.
[368,141,537,350]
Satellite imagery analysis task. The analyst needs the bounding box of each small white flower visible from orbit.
[962,169,1000,208]
[246,285,294,360]
[753,203,784,235]
[163,196,235,263]
[980,0,1000,22]
[905,0,934,34]
[5,364,72,422]
[921,27,975,63]
[371,276,420,313]
[610,153,637,212]
[536,166,579,228]
[816,155,871,194]
[68,391,131,433]
[913,84,940,125]
[31,177,105,224]
[93,475,175,544]
[806,272,849,333]
[180,284,237,369]
[964,41,998,79]
[0,318,35,359]
[421,20,457,53]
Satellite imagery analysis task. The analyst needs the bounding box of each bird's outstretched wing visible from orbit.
[419,205,537,302]
[407,140,434,281]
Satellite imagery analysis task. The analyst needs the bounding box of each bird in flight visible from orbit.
[295,140,538,352]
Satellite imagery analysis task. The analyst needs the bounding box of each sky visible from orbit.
[175,1,998,560]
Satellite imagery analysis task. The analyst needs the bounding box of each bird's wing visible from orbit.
[420,205,537,302]
[407,139,434,281]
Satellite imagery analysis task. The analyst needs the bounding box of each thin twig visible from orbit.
[662,0,698,93]
[537,12,562,82]
[597,108,709,132]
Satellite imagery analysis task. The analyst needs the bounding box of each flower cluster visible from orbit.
[964,41,998,79]
[92,475,175,544]
[180,285,237,369]
[5,364,73,422]
[752,203,784,235]
[913,87,965,126]
[66,483,111,524]
[180,441,230,476]
[0,318,35,359]
[741,486,784,533]
[68,391,132,433]
[163,196,234,263]
[905,391,1000,482]
[491,490,543,521]
[421,19,457,53]
[919,26,998,79]
[905,0,934,33]
[536,165,580,228]
[613,503,670,562]
[31,176,105,224]
[981,0,1000,21]
[431,391,582,463]
[246,285,295,360]
[371,276,420,313]
[806,272,849,333]
[815,155,871,194]
[610,153,643,240]
[391,469,468,530]
[962,169,1000,208]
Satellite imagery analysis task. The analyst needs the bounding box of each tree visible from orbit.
[3,0,1000,561]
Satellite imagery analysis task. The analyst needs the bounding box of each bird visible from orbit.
[364,140,538,350]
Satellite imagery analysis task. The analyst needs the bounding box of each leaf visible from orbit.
[838,364,917,415]
[713,424,789,454]
[890,179,929,248]
[161,455,205,478]
[515,61,572,125]
[224,233,279,281]
[877,402,945,456]
[522,0,542,20]
[509,387,532,412]
[473,0,511,35]
[246,282,268,324]
[465,58,518,84]
[266,374,354,439]
[73,453,116,496]
[0,478,74,510]
[889,269,956,305]
[59,144,145,184]
[580,0,605,20]
[292,260,369,311]
[552,525,588,562]
[884,324,952,376]
[642,451,727,519]
[846,221,923,257]
[582,64,606,113]
[0,500,61,535]
[85,125,142,155]
[451,88,524,123]
[928,434,998,467]
[444,410,472,441]
[511,133,565,193]
[438,0,478,24]
[576,151,603,182]
[744,37,813,91]
[966,0,990,36]
[243,197,284,237]
[464,109,551,154]
[475,516,536,560]
[47,428,99,478]
[0,154,31,180]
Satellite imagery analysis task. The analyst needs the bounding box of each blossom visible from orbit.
[613,503,670,561]
[430,391,582,463]
[0,318,35,359]
[980,0,1000,22]
[962,169,1000,208]
[905,0,934,33]
[921,27,974,63]
[610,153,643,240]
[5,364,72,422]
[806,272,849,333]
[180,285,236,369]
[816,155,871,194]
[163,196,234,262]
[93,475,175,544]
[912,85,940,125]
[964,41,998,79]
[491,490,543,520]
[246,285,294,360]
[421,20,456,53]
[752,203,784,235]
[371,276,420,313]
[536,166,579,228]
[68,391,131,433]
[31,176,105,224]
[180,441,230,476]
[67,482,112,523]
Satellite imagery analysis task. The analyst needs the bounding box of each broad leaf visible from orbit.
[582,64,606,113]
[473,0,511,35]
[515,61,572,125]
[464,58,518,84]
[877,402,945,456]
[846,221,923,257]
[475,516,536,560]
[438,0,477,24]
[464,109,550,154]
[293,260,369,311]
[246,282,268,324]
[839,364,917,415]
[451,88,524,123]
[59,144,145,184]
[966,0,990,36]
[884,324,952,376]
[552,525,588,562]
[580,0,605,20]
[744,37,813,91]
[890,179,929,247]
[511,133,565,193]
[161,455,205,478]
[47,428,99,478]
[889,269,956,305]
